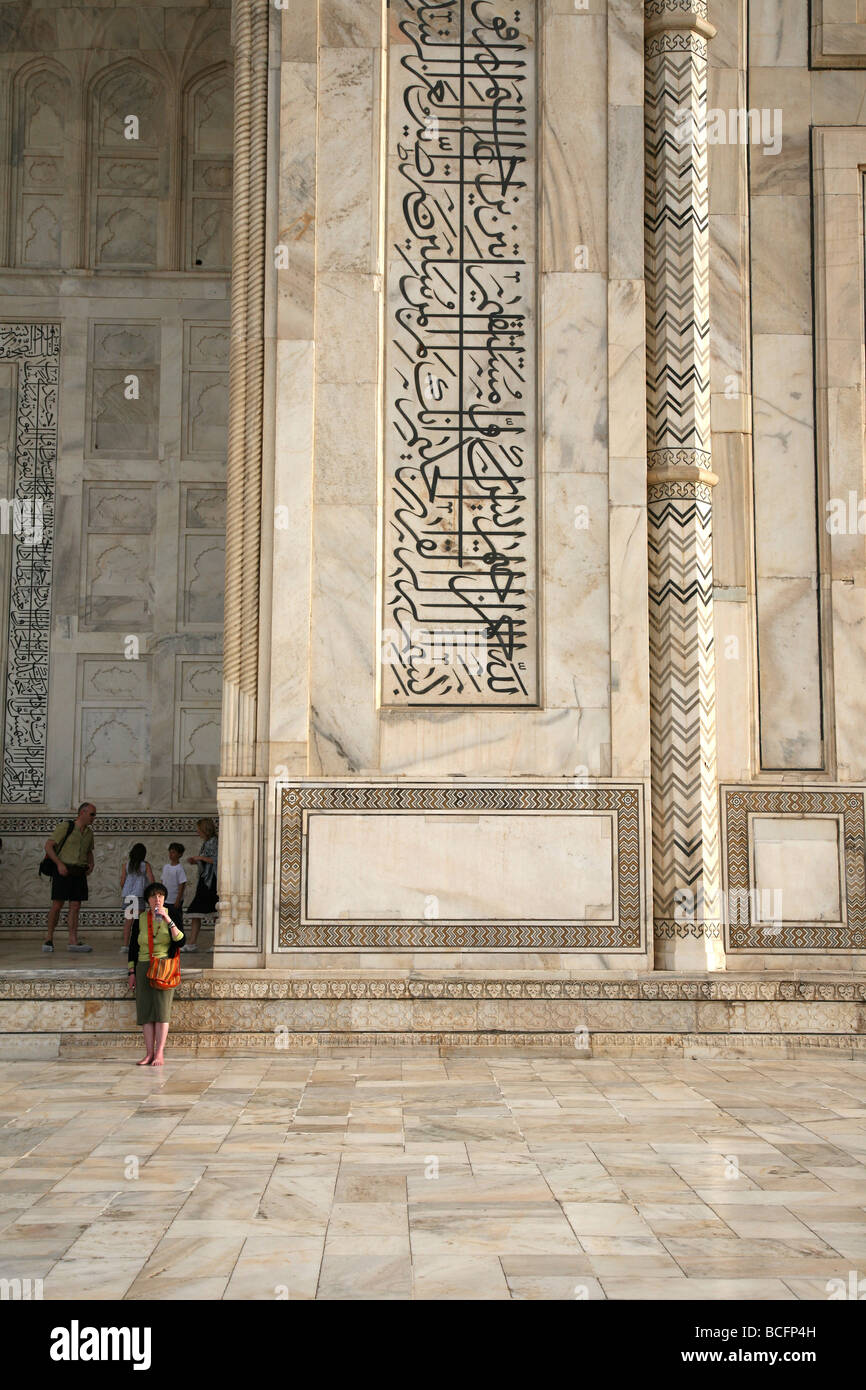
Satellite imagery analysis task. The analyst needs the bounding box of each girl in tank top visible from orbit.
[120,843,154,951]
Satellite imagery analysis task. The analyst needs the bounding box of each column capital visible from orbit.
[644,0,716,42]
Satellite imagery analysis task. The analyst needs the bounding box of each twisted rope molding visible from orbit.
[222,0,268,776]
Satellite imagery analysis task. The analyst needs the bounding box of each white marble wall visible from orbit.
[710,0,866,788]
[269,0,649,785]
[257,0,653,970]
[0,3,230,824]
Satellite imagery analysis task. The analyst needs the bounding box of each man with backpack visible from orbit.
[42,803,97,953]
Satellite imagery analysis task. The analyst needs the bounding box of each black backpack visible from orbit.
[39,820,74,877]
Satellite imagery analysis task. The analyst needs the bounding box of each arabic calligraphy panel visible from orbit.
[383,0,538,706]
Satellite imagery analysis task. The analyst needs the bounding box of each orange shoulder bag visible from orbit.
[146,911,180,990]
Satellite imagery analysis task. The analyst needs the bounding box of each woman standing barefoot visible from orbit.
[127,881,184,1066]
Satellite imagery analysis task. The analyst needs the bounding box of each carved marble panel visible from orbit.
[0,324,60,804]
[81,483,155,631]
[87,321,160,459]
[174,655,222,806]
[80,657,149,704]
[85,483,155,534]
[183,322,229,458]
[382,1,538,706]
[181,537,225,626]
[83,536,153,631]
[179,657,222,702]
[185,375,228,458]
[179,483,226,628]
[176,707,220,804]
[78,706,149,807]
[185,484,226,531]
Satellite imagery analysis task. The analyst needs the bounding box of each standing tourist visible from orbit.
[42,803,97,953]
[161,842,187,931]
[181,818,218,953]
[127,881,184,1067]
[119,843,154,952]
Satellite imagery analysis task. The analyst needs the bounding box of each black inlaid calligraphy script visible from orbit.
[384,1,537,705]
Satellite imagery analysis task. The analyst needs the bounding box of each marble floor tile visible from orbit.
[409,1210,582,1256]
[326,1202,408,1235]
[562,1202,656,1238]
[1,1055,865,1299]
[317,1234,412,1300]
[124,1235,246,1300]
[223,1234,325,1301]
[707,1205,820,1239]
[42,1257,149,1301]
[332,1172,406,1203]
[601,1277,798,1300]
[506,1274,607,1300]
[412,1254,511,1300]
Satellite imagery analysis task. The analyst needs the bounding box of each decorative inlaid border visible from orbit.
[278,783,646,950]
[0,814,212,834]
[721,786,866,951]
[50,1032,866,1054]
[0,324,60,803]
[2,976,863,1002]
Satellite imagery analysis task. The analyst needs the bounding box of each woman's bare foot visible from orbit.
[151,1055,164,1067]
[137,1056,153,1066]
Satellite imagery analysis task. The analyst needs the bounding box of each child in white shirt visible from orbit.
[161,843,188,930]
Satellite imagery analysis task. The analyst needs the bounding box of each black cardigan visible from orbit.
[127,911,184,970]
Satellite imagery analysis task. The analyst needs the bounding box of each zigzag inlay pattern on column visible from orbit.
[645,27,710,464]
[644,2,721,947]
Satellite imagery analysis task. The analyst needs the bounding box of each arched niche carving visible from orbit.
[9,60,70,268]
[87,60,172,270]
[182,64,233,272]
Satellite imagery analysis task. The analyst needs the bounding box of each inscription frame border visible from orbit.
[721,785,866,951]
[278,781,646,950]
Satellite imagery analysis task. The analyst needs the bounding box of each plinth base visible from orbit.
[0,969,863,1058]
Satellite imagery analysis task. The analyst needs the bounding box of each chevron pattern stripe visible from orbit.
[645,27,711,463]
[644,2,721,952]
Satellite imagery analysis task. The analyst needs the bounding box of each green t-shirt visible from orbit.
[51,821,93,868]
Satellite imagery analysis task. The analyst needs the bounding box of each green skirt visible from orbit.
[135,961,176,1024]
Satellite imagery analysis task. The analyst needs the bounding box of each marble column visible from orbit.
[215,0,271,963]
[644,0,724,968]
